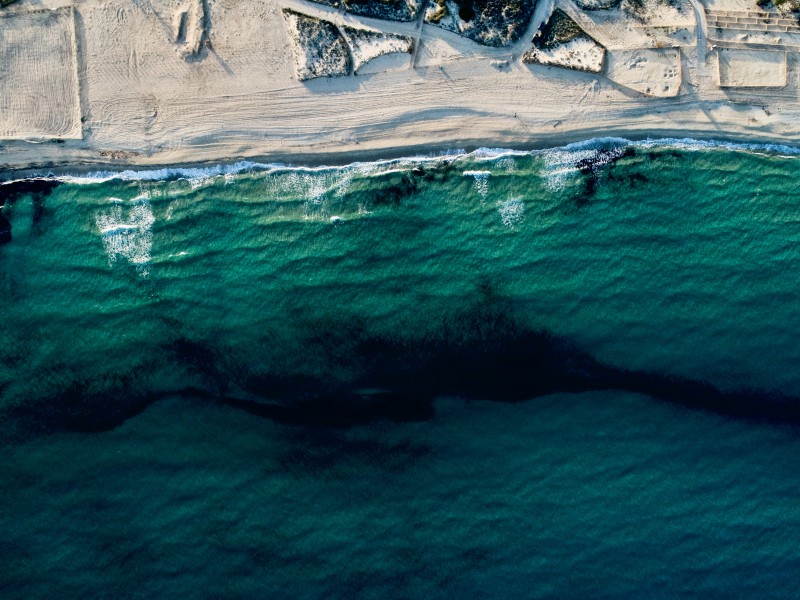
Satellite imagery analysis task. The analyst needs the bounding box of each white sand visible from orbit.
[717,49,787,88]
[605,49,681,97]
[2,0,800,171]
[0,4,81,140]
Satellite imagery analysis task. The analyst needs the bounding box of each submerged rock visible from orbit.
[425,0,536,47]
[283,9,352,81]
[523,8,606,73]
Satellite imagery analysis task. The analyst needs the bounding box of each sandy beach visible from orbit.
[1,0,800,173]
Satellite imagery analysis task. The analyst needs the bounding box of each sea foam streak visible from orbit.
[95,194,155,276]
[4,138,800,189]
[464,170,491,200]
[498,197,525,228]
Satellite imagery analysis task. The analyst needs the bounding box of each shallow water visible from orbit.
[2,139,800,597]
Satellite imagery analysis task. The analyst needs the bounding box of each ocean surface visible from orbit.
[2,139,800,597]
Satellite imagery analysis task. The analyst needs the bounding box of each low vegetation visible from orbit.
[574,0,621,8]
[306,0,422,21]
[622,0,682,20]
[524,8,605,73]
[344,0,422,21]
[426,0,536,46]
[283,9,352,81]
[535,8,584,48]
[757,0,800,15]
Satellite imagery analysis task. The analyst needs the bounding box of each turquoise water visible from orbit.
[2,139,800,597]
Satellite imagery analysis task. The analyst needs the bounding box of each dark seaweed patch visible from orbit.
[167,336,229,394]
[0,179,60,206]
[0,179,61,243]
[367,173,419,207]
[3,374,152,436]
[607,168,648,189]
[574,145,635,203]
[4,297,800,438]
[0,213,10,245]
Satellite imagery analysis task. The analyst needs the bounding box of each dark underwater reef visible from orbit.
[0,179,61,244]
[3,301,798,440]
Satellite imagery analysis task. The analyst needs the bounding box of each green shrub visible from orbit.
[536,8,584,48]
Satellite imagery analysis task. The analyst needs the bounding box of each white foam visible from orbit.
[541,148,596,191]
[464,170,491,200]
[470,147,530,159]
[59,161,270,185]
[539,139,636,191]
[496,157,518,172]
[498,197,525,228]
[94,193,155,276]
[44,149,469,186]
[632,137,800,157]
[5,137,800,189]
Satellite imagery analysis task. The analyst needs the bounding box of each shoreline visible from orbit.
[4,128,800,182]
[5,0,800,182]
